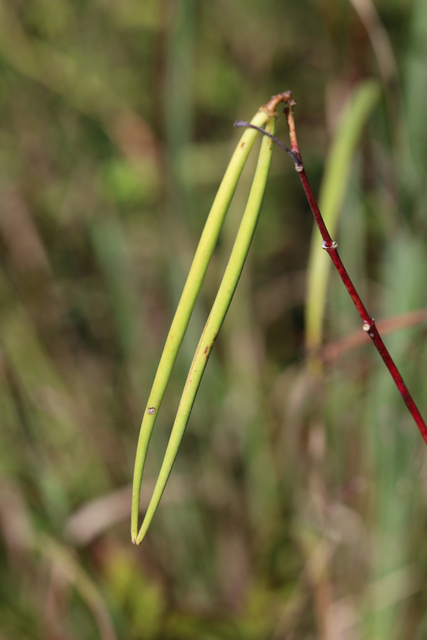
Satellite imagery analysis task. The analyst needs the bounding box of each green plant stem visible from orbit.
[131,101,282,542]
[132,117,276,544]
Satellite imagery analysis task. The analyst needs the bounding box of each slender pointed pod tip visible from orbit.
[131,520,139,543]
[136,529,146,545]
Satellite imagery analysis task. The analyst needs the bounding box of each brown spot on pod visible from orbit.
[147,407,156,415]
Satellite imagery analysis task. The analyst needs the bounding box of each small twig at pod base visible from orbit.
[241,93,427,446]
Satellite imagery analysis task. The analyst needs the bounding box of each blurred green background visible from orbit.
[1,0,427,638]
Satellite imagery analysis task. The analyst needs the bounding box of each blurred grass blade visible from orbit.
[403,0,427,185]
[305,80,381,361]
[131,108,274,542]
[36,534,117,640]
[133,117,276,544]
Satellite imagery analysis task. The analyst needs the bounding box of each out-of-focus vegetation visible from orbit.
[1,0,427,638]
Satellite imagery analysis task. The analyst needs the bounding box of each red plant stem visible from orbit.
[284,102,427,445]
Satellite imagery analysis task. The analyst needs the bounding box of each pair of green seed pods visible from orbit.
[131,94,289,544]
